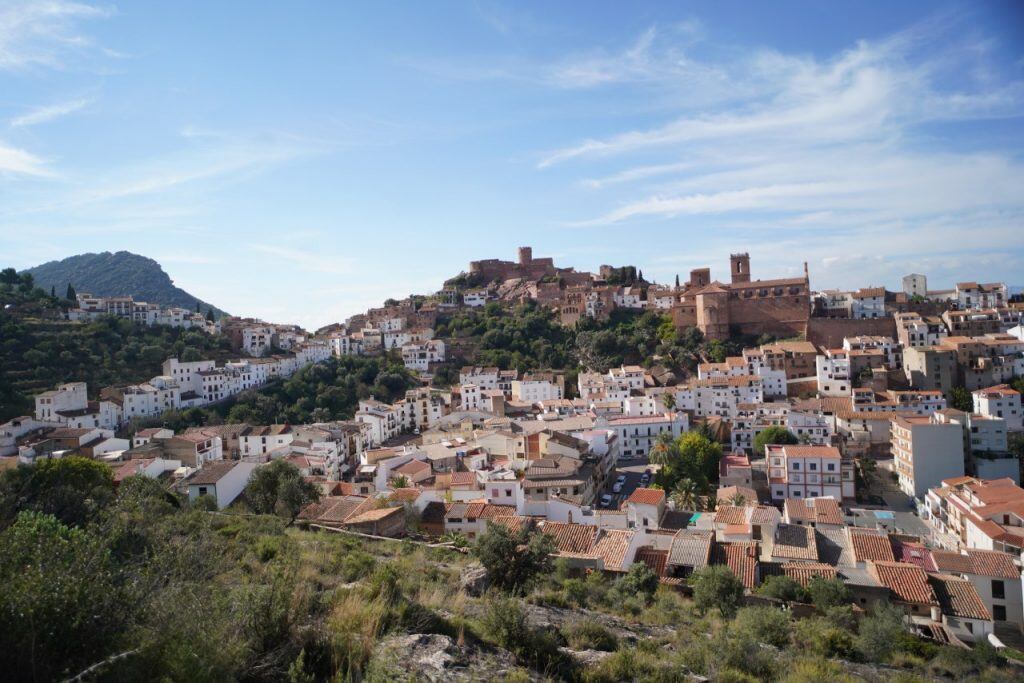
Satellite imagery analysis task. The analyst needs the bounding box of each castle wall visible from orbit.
[806,317,897,349]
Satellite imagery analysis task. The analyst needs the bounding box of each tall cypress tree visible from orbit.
[66,284,76,301]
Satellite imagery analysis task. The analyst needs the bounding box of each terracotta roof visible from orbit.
[869,561,937,605]
[345,506,403,525]
[717,486,758,506]
[749,506,782,525]
[784,497,844,526]
[589,529,633,572]
[540,521,598,554]
[634,546,669,577]
[849,529,895,563]
[388,488,421,503]
[770,524,819,561]
[931,550,976,574]
[627,488,666,506]
[929,574,991,621]
[782,562,838,587]
[964,549,1020,578]
[780,445,842,459]
[668,530,713,569]
[714,541,759,590]
[714,505,747,525]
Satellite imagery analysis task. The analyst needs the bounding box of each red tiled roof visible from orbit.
[784,497,843,526]
[590,529,633,572]
[781,445,842,459]
[540,521,598,554]
[931,550,976,574]
[771,524,819,561]
[928,573,991,620]
[849,529,895,563]
[782,562,838,587]
[714,541,759,590]
[634,546,669,577]
[869,561,937,605]
[627,488,666,506]
[965,549,1020,578]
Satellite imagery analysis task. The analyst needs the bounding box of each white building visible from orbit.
[850,287,886,319]
[767,444,854,501]
[891,414,965,499]
[34,382,88,422]
[816,350,852,396]
[973,385,1022,432]
[187,460,259,509]
[596,412,688,460]
[401,339,446,372]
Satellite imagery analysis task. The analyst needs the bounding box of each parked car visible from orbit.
[612,482,623,494]
[600,494,613,508]
[639,474,650,487]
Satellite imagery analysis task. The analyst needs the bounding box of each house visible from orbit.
[973,385,1022,432]
[767,444,853,502]
[892,414,966,499]
[932,548,1023,628]
[927,573,993,643]
[867,560,937,618]
[783,497,844,529]
[623,488,666,529]
[186,461,258,509]
[851,287,886,319]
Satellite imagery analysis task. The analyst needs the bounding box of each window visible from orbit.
[992,580,1005,599]
[994,605,1007,621]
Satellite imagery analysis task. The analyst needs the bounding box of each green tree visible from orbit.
[66,283,77,300]
[753,426,799,456]
[0,456,115,529]
[244,460,320,523]
[691,565,745,617]
[856,602,908,663]
[947,385,973,412]
[474,522,555,594]
[757,575,807,603]
[0,511,126,681]
[806,576,852,609]
[656,432,723,492]
[615,561,659,605]
[0,268,18,285]
[669,477,699,511]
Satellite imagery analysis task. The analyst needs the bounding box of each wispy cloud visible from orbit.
[250,244,356,275]
[10,97,91,127]
[0,141,52,176]
[0,1,113,72]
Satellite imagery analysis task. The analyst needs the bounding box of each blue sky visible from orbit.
[1,1,1023,329]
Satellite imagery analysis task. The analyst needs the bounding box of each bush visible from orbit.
[792,616,856,659]
[856,602,908,663]
[562,619,619,652]
[757,575,807,603]
[474,523,554,594]
[690,565,745,618]
[730,606,792,648]
[339,550,377,582]
[480,597,569,676]
[613,562,660,605]
[781,657,859,683]
[806,576,852,609]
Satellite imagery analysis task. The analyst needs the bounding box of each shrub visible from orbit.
[806,576,852,609]
[791,616,855,659]
[613,562,659,605]
[474,523,554,594]
[339,550,376,582]
[757,575,807,603]
[562,619,618,652]
[856,602,907,663]
[730,606,791,648]
[781,657,859,683]
[690,565,745,618]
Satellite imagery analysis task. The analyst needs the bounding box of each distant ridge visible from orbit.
[22,251,228,317]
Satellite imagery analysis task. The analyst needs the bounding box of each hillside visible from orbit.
[22,251,227,317]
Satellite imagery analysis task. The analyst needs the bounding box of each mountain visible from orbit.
[22,251,227,317]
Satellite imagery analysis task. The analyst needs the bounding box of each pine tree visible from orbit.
[205,307,215,322]
[50,286,55,297]
[196,302,201,313]
[66,284,76,301]
[638,269,644,282]
[675,274,680,288]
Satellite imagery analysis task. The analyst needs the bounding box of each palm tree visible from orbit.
[670,477,698,511]
[649,432,677,467]
[728,493,747,507]
[701,492,718,512]
[661,392,676,411]
[391,474,411,489]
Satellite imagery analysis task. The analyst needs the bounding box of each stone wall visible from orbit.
[806,316,897,349]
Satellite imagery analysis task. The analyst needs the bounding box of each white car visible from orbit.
[600,494,613,508]
[612,482,623,494]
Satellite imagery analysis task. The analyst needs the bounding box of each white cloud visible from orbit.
[10,97,91,127]
[0,140,52,176]
[0,1,112,71]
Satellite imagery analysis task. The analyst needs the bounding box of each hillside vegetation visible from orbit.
[0,456,1016,682]
[22,251,227,317]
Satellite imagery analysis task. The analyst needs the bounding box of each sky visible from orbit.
[1,1,1023,330]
